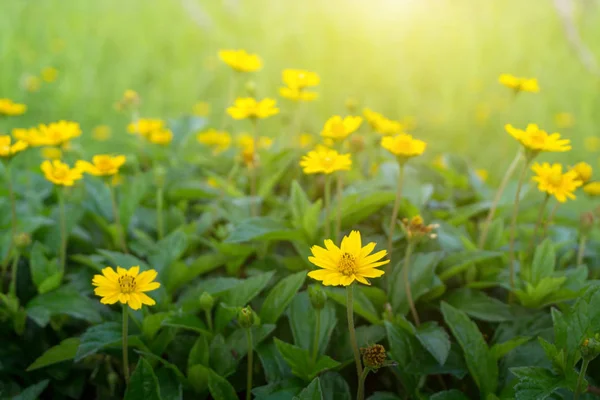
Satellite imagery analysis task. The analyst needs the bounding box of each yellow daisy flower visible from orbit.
[197,129,232,154]
[381,133,427,159]
[218,49,262,72]
[300,148,352,174]
[236,133,273,150]
[282,69,320,89]
[41,67,59,83]
[320,115,363,141]
[570,162,593,184]
[476,169,489,182]
[498,74,540,93]
[227,97,279,120]
[505,124,571,153]
[41,160,83,186]
[583,181,600,196]
[0,99,27,116]
[92,125,112,141]
[92,266,160,310]
[531,162,583,202]
[307,230,389,286]
[148,129,173,145]
[0,135,28,157]
[127,118,165,137]
[76,155,126,177]
[34,121,82,147]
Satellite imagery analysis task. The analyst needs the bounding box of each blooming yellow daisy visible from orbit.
[0,135,28,158]
[197,129,232,154]
[505,124,571,153]
[381,133,427,159]
[583,181,600,196]
[363,109,403,135]
[92,266,160,310]
[41,160,83,186]
[148,129,173,145]
[236,133,273,151]
[127,118,165,137]
[531,162,583,202]
[498,74,539,93]
[570,162,592,184]
[227,97,279,120]
[321,116,363,141]
[218,49,262,72]
[34,121,82,146]
[0,99,27,116]
[307,231,389,286]
[76,155,126,177]
[282,69,320,89]
[300,148,352,174]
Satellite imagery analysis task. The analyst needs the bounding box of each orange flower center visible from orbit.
[118,274,136,293]
[339,252,357,276]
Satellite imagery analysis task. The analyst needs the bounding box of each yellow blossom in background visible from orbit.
[583,182,600,196]
[298,133,314,149]
[321,115,363,141]
[92,266,160,310]
[498,74,540,93]
[116,90,140,111]
[0,99,27,116]
[236,134,273,156]
[300,148,352,174]
[149,129,173,145]
[585,137,600,152]
[280,69,319,101]
[363,108,385,129]
[505,124,571,153]
[227,97,279,120]
[279,87,318,101]
[12,127,39,144]
[0,135,28,157]
[218,49,262,72]
[307,230,388,286]
[127,118,164,137]
[570,162,593,184]
[41,67,58,83]
[554,112,574,128]
[475,169,489,182]
[193,101,211,116]
[41,147,62,160]
[35,121,82,146]
[92,125,112,141]
[531,162,583,202]
[196,129,232,154]
[206,177,219,188]
[23,75,41,92]
[41,160,83,186]
[76,155,126,177]
[381,133,427,159]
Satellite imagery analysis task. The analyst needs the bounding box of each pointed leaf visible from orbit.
[260,271,306,324]
[124,358,162,400]
[27,337,80,371]
[293,377,323,400]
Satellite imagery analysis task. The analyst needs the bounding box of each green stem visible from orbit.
[109,184,128,253]
[1,166,17,277]
[8,251,19,297]
[324,174,332,239]
[311,308,321,364]
[204,309,213,332]
[387,163,405,268]
[574,359,590,400]
[246,327,254,400]
[346,285,363,379]
[527,195,550,254]
[403,242,420,326]
[122,304,130,384]
[250,118,259,217]
[508,159,530,299]
[577,235,588,266]
[156,186,164,240]
[58,188,67,273]
[357,367,370,400]
[543,202,560,238]
[334,174,344,242]
[478,150,521,248]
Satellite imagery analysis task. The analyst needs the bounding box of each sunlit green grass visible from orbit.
[1,0,599,170]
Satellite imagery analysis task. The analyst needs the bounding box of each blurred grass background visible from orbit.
[1,0,599,171]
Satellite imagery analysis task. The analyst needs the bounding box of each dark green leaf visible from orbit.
[155,368,183,400]
[124,358,162,400]
[225,217,302,243]
[97,249,149,270]
[319,372,351,400]
[26,286,102,327]
[489,336,531,360]
[260,271,306,324]
[339,191,396,228]
[27,337,80,371]
[438,250,503,281]
[429,390,470,400]
[12,380,50,400]
[289,292,337,353]
[415,322,451,366]
[530,239,556,285]
[161,312,211,336]
[207,367,239,400]
[74,322,121,361]
[274,338,341,382]
[29,242,60,292]
[323,286,380,324]
[445,288,512,322]
[257,341,293,383]
[293,377,323,400]
[149,230,188,274]
[384,321,419,396]
[511,366,575,400]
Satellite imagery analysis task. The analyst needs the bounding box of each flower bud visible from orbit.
[308,285,327,310]
[245,81,257,96]
[237,306,255,329]
[345,97,358,113]
[199,292,214,312]
[581,337,600,361]
[13,233,31,249]
[361,344,387,369]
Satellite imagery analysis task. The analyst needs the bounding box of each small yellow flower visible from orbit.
[92,125,112,141]
[554,112,574,128]
[307,230,389,286]
[41,147,62,160]
[585,137,600,153]
[149,129,173,145]
[197,129,232,154]
[345,97,359,113]
[282,69,320,89]
[92,266,160,310]
[218,49,262,72]
[115,90,140,111]
[0,99,27,116]
[17,121,81,147]
[41,67,58,83]
[498,74,540,93]
[206,177,219,188]
[237,133,273,151]
[76,155,126,177]
[505,124,571,153]
[298,133,314,149]
[41,160,83,186]
[381,133,427,159]
[476,169,489,182]
[583,181,600,196]
[279,87,318,101]
[227,98,279,120]
[300,148,352,174]
[570,162,593,184]
[0,135,28,157]
[193,101,211,116]
[321,115,363,141]
[127,119,165,137]
[531,162,583,202]
[24,76,41,92]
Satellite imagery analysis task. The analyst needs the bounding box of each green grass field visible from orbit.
[1,0,599,169]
